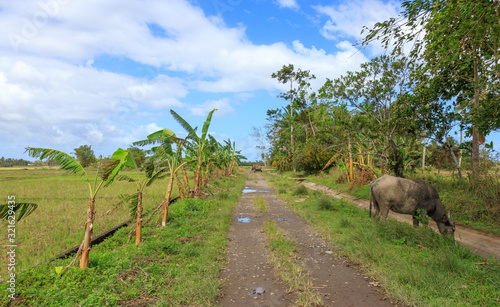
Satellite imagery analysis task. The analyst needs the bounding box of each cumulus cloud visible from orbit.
[0,0,373,158]
[313,0,400,53]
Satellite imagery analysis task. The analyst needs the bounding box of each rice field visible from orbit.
[0,166,180,278]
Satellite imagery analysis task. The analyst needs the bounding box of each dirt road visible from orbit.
[218,173,395,306]
[301,180,500,260]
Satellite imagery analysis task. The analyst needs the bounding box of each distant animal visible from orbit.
[369,174,455,238]
[251,165,262,172]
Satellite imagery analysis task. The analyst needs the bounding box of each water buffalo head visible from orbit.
[438,210,455,239]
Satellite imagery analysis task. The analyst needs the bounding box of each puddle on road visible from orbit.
[237,217,251,223]
[243,187,270,193]
[276,217,294,222]
[248,287,266,296]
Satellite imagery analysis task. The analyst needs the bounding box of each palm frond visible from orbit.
[133,139,155,147]
[117,174,136,182]
[146,167,170,186]
[0,203,38,222]
[25,147,87,181]
[102,193,138,218]
[103,148,137,187]
[170,109,199,142]
[127,193,140,218]
[100,159,120,181]
[201,109,217,142]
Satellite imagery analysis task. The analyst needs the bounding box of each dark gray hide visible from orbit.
[369,175,455,238]
[252,165,262,172]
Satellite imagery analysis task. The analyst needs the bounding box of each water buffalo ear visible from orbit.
[442,215,449,223]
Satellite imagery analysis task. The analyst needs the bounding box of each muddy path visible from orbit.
[218,172,395,306]
[299,180,500,260]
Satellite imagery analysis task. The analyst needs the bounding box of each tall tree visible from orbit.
[362,0,500,178]
[127,146,146,168]
[318,55,416,177]
[271,64,315,171]
[73,145,97,167]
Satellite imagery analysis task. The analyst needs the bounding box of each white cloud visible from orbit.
[314,0,400,53]
[0,0,373,158]
[275,0,299,9]
[187,98,235,118]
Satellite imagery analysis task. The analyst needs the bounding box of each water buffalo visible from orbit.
[252,165,262,172]
[369,174,455,238]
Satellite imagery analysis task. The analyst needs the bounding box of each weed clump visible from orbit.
[317,196,335,211]
[292,185,308,196]
[218,191,229,200]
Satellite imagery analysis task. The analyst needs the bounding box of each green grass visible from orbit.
[253,195,268,212]
[0,172,247,306]
[263,173,500,307]
[0,167,175,275]
[263,220,323,307]
[291,184,308,196]
[301,167,500,234]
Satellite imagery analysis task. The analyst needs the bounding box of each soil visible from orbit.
[218,172,396,306]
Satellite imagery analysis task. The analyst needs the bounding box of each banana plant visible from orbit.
[135,128,188,226]
[224,138,246,175]
[105,175,150,245]
[25,147,136,269]
[170,108,217,195]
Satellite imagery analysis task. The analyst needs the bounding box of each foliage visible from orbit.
[127,146,146,168]
[73,145,97,168]
[0,157,32,167]
[25,146,137,269]
[270,64,316,171]
[361,0,500,179]
[0,202,38,222]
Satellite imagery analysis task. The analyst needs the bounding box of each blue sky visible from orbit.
[0,0,497,161]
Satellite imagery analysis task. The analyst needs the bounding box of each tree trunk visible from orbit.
[290,79,295,172]
[347,138,353,181]
[175,172,185,200]
[195,159,202,194]
[422,136,427,174]
[161,173,175,227]
[445,143,463,180]
[472,56,480,179]
[459,121,463,168]
[179,157,190,196]
[135,192,142,245]
[79,197,96,269]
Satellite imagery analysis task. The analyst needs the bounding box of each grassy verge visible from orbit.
[0,173,246,306]
[263,220,323,307]
[264,173,500,307]
[278,167,500,234]
[253,196,268,212]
